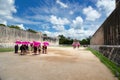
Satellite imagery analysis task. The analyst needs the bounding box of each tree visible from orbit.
[43,34,48,41]
[26,29,37,33]
[58,35,73,44]
[58,35,66,44]
[80,36,91,45]
[43,34,47,37]
[9,25,21,30]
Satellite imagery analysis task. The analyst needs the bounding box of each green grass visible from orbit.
[0,48,14,52]
[87,47,120,80]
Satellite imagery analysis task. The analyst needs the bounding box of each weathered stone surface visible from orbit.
[90,27,104,45]
[90,1,120,65]
[90,1,120,45]
[0,26,59,48]
[0,26,42,43]
[99,46,120,65]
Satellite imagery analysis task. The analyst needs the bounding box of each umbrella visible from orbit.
[15,40,21,44]
[43,41,49,46]
[33,41,41,47]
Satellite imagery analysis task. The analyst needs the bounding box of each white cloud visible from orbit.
[3,21,7,25]
[0,0,16,20]
[96,0,115,16]
[41,24,50,30]
[50,15,69,25]
[69,11,74,15]
[50,15,70,31]
[71,16,83,29]
[43,28,94,40]
[53,25,65,31]
[0,19,7,25]
[17,24,26,30]
[48,15,94,40]
[83,6,101,21]
[56,0,68,8]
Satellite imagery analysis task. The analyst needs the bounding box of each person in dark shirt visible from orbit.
[42,45,47,54]
[38,45,41,54]
[33,46,37,55]
[14,44,19,53]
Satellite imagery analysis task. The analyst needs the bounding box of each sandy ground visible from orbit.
[0,47,118,80]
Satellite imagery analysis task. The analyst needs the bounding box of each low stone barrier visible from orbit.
[99,46,120,65]
[0,43,14,48]
[90,45,120,65]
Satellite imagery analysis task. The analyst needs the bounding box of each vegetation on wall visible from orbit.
[0,23,38,33]
[26,29,37,33]
[8,25,21,30]
[0,24,6,27]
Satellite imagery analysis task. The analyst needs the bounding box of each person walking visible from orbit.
[14,44,19,53]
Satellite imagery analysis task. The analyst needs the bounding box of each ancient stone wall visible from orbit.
[99,46,120,65]
[90,26,104,45]
[0,26,59,48]
[90,1,120,65]
[0,26,42,48]
[90,2,120,45]
[0,26,42,43]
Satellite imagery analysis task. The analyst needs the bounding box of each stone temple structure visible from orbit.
[90,0,120,65]
[0,26,59,48]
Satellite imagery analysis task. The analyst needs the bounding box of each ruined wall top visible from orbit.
[116,0,120,7]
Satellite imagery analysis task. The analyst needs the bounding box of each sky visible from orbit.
[0,0,115,40]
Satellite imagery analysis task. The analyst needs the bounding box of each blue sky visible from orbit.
[0,0,115,40]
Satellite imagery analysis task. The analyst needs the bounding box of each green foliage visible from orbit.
[0,24,6,27]
[80,36,91,45]
[43,34,47,36]
[0,48,14,52]
[9,25,21,30]
[58,35,73,44]
[88,48,120,80]
[58,35,91,45]
[26,29,37,33]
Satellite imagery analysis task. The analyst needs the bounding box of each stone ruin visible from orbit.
[90,0,120,65]
[0,26,59,48]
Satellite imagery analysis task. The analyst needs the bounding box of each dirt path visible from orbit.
[0,47,118,80]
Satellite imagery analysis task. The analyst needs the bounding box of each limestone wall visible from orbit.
[89,45,120,65]
[0,26,42,48]
[99,46,120,65]
[90,1,120,65]
[0,26,59,48]
[90,1,120,45]
[90,26,104,45]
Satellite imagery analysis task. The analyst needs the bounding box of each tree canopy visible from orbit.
[58,35,91,45]
[8,25,21,30]
[26,29,37,33]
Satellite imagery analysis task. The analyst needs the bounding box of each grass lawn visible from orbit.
[0,48,14,52]
[87,47,120,80]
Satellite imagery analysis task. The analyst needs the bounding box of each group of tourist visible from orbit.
[72,39,80,49]
[14,41,49,55]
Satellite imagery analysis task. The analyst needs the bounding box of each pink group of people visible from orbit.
[14,40,49,55]
[72,39,80,49]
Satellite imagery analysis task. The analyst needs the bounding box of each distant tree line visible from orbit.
[58,35,91,45]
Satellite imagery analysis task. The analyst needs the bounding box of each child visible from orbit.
[38,45,41,54]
